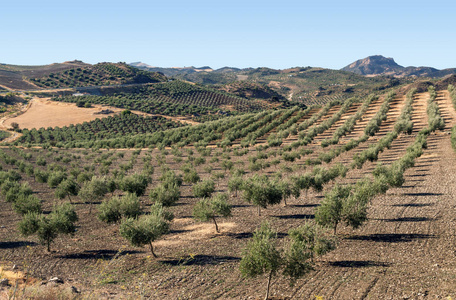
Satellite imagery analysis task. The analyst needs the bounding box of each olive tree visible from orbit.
[12,194,42,215]
[118,173,150,196]
[291,173,312,200]
[1,180,33,203]
[315,178,388,234]
[55,178,80,202]
[240,222,335,300]
[277,179,299,206]
[47,171,66,188]
[183,168,200,184]
[192,179,215,198]
[239,223,282,300]
[18,203,78,252]
[193,193,232,233]
[314,184,351,234]
[120,203,173,258]
[98,193,141,224]
[150,182,180,206]
[228,175,243,197]
[242,175,282,216]
[78,176,109,212]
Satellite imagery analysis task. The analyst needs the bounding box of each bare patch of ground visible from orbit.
[3,98,198,130]
[4,98,121,129]
[155,219,237,247]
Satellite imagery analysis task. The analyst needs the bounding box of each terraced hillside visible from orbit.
[1,86,456,299]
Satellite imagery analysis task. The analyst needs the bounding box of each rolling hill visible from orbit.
[0,61,167,91]
[0,60,90,90]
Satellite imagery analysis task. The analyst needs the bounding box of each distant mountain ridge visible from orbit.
[342,55,456,77]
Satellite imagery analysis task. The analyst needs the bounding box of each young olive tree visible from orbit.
[1,180,33,203]
[277,179,299,206]
[240,222,335,300]
[118,173,150,196]
[291,173,312,200]
[315,178,388,235]
[78,176,109,213]
[18,203,78,252]
[47,171,66,188]
[314,184,351,234]
[55,177,80,202]
[242,175,282,216]
[120,203,173,258]
[192,179,215,198]
[12,194,42,215]
[150,182,180,206]
[193,193,232,233]
[228,175,243,197]
[98,193,141,224]
[183,168,200,184]
[239,223,282,300]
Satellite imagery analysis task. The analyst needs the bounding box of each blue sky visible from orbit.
[2,0,455,69]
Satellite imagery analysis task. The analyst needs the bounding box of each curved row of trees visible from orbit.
[18,112,184,145]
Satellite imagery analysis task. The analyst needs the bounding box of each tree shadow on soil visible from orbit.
[402,192,443,196]
[330,260,389,268]
[169,229,190,234]
[391,203,433,207]
[374,217,430,222]
[413,169,430,172]
[225,232,288,240]
[57,249,143,260]
[0,241,36,249]
[347,233,435,243]
[291,204,319,208]
[231,204,251,208]
[274,214,315,220]
[161,254,240,266]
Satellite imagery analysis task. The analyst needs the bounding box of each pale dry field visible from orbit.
[4,98,198,130]
[4,98,125,129]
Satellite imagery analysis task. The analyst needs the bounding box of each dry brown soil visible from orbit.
[1,91,456,299]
